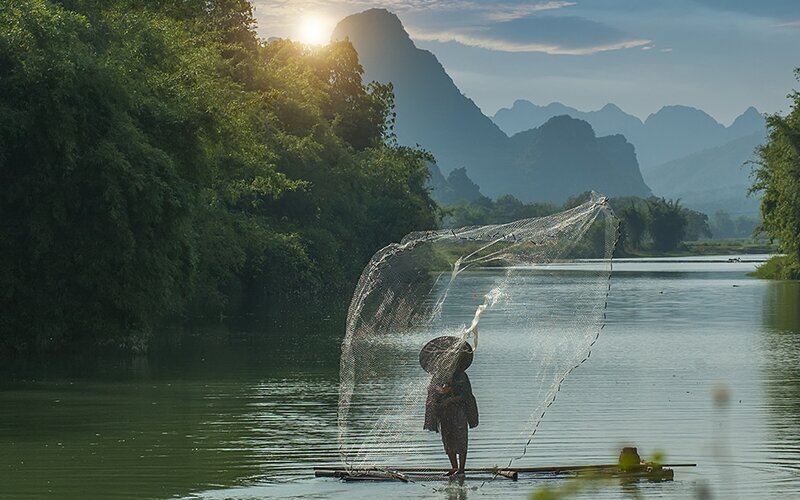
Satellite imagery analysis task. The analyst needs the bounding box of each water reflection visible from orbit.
[0,316,344,499]
[761,280,800,478]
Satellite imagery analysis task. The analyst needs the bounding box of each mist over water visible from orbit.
[2,256,799,499]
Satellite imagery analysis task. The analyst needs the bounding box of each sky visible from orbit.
[251,0,800,124]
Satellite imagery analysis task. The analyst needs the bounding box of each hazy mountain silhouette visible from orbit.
[427,163,484,205]
[641,105,727,166]
[495,100,643,142]
[643,131,765,216]
[726,106,765,140]
[507,116,651,203]
[493,101,766,168]
[332,9,651,203]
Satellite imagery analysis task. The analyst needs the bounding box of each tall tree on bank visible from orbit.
[618,203,647,250]
[647,198,687,251]
[751,69,800,277]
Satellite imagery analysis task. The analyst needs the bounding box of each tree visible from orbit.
[442,195,558,228]
[618,203,647,250]
[751,69,800,265]
[734,215,759,239]
[683,209,712,241]
[711,210,736,239]
[0,1,242,350]
[647,198,687,251]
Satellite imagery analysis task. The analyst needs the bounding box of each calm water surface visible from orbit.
[2,255,799,499]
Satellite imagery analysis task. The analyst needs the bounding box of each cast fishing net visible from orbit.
[338,192,619,478]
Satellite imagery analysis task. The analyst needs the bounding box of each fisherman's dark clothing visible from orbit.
[424,370,478,455]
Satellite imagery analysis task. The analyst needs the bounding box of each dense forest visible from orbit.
[751,69,800,279]
[0,0,437,353]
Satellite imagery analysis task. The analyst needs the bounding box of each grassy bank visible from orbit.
[750,255,800,279]
[624,239,777,258]
[685,240,778,255]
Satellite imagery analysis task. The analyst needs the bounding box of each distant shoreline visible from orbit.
[624,240,777,258]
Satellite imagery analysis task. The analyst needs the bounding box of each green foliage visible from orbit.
[709,210,759,240]
[683,210,712,241]
[647,198,687,251]
[685,240,776,256]
[446,191,705,255]
[563,191,594,210]
[618,202,647,249]
[443,195,559,228]
[751,69,800,272]
[0,1,214,350]
[751,255,800,280]
[0,0,437,353]
[607,195,699,253]
[648,450,665,467]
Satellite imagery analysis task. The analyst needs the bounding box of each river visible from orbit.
[2,255,799,499]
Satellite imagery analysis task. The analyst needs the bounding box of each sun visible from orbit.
[297,15,333,46]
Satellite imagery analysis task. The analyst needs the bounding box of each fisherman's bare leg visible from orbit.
[446,451,458,475]
[457,450,466,474]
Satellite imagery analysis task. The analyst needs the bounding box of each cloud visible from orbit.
[480,2,577,22]
[411,29,650,54]
[410,16,651,55]
[251,0,578,33]
[251,1,649,55]
[687,0,800,18]
[773,20,800,28]
[253,0,574,19]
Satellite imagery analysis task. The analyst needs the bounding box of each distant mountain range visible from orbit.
[333,9,762,214]
[332,9,651,204]
[493,101,766,216]
[643,131,765,216]
[493,100,766,170]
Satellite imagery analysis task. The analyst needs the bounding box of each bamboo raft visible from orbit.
[315,448,694,483]
[314,461,696,483]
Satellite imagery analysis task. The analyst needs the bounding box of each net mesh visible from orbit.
[338,192,619,477]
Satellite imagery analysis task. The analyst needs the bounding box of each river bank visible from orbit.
[624,239,777,258]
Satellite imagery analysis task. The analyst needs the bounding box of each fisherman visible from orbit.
[421,336,479,476]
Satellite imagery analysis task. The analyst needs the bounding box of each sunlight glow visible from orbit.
[297,15,333,46]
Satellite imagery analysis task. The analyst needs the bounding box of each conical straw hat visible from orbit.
[419,336,474,373]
